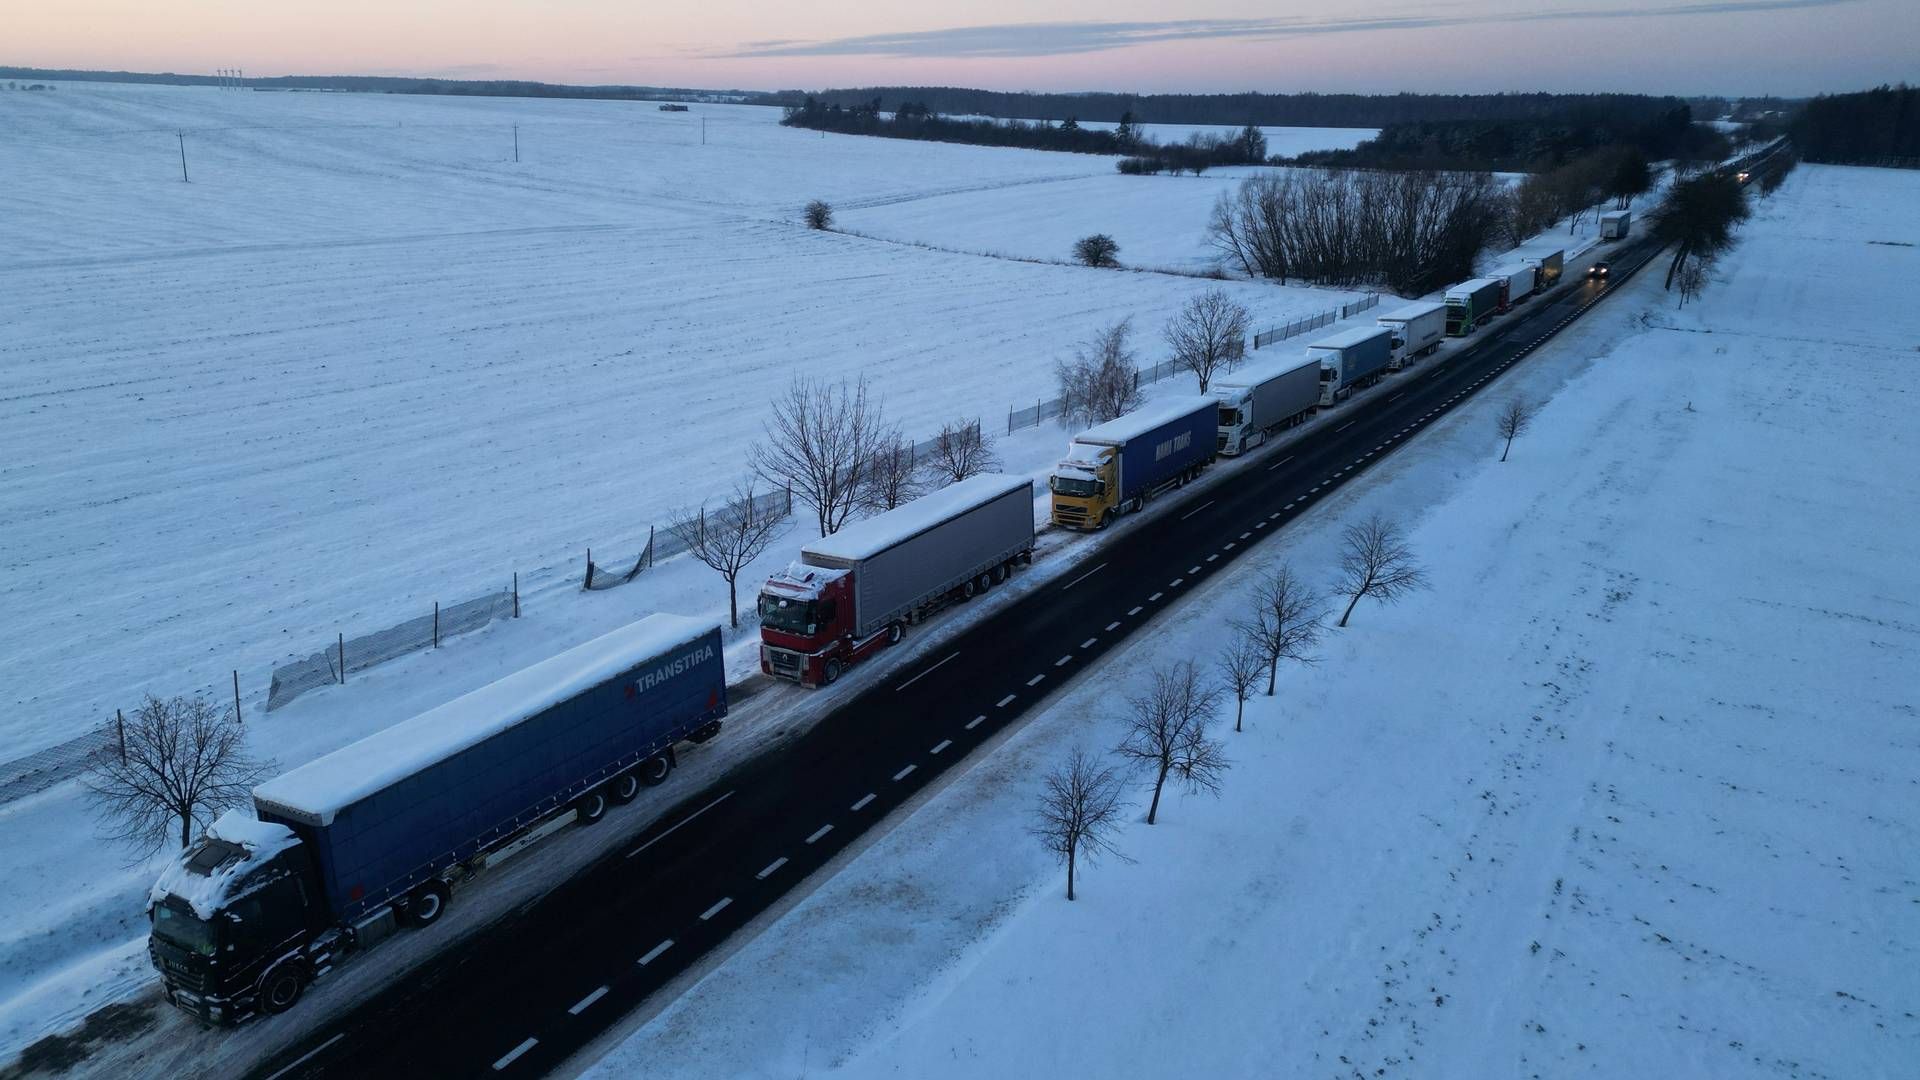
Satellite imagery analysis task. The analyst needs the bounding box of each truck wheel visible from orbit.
[991,563,1009,584]
[975,572,993,593]
[960,579,977,600]
[822,659,843,685]
[403,881,450,928]
[639,753,673,787]
[1099,509,1115,529]
[258,962,306,1015]
[887,623,904,645]
[609,771,642,805]
[574,790,609,825]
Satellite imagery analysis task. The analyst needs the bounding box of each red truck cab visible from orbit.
[757,563,896,687]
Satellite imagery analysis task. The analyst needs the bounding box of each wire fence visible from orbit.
[1252,292,1379,350]
[263,422,974,712]
[266,588,520,711]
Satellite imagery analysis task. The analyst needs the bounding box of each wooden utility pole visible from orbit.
[233,670,242,723]
[513,124,519,163]
[177,132,189,182]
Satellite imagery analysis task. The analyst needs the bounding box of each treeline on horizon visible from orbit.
[763,87,1743,130]
[0,66,738,102]
[1790,85,1920,166]
[1300,99,1732,172]
[779,97,1271,170]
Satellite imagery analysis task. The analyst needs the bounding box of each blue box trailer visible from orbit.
[1050,396,1218,528]
[148,614,726,1022]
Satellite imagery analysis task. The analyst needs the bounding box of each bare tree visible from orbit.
[84,694,271,856]
[670,479,790,628]
[1496,398,1538,462]
[1335,515,1430,628]
[1073,233,1120,268]
[926,417,999,485]
[1244,562,1323,695]
[749,376,890,537]
[1055,317,1143,426]
[1164,289,1250,393]
[1115,661,1229,825]
[859,428,919,513]
[1031,748,1129,901]
[1675,253,1715,309]
[803,199,833,230]
[1217,629,1265,733]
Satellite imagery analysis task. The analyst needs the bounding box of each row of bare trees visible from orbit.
[1208,168,1508,297]
[1036,515,1430,899]
[1055,289,1254,428]
[1502,145,1653,247]
[675,378,1003,626]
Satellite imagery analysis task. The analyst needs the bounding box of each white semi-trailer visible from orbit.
[1212,353,1322,455]
[1376,301,1447,370]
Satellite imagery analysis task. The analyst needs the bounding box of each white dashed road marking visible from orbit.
[700,897,733,920]
[852,793,876,811]
[638,939,674,965]
[757,857,789,879]
[494,1038,538,1071]
[569,987,609,1016]
[806,824,834,844]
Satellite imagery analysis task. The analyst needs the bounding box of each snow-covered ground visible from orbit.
[0,84,1366,765]
[0,83,1385,1065]
[579,165,1920,1078]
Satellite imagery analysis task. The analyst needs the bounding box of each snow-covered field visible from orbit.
[581,165,1920,1078]
[0,84,1366,765]
[0,83,1386,1065]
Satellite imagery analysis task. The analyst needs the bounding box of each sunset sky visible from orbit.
[11,0,1917,96]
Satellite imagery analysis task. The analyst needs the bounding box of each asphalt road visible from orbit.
[246,229,1670,1080]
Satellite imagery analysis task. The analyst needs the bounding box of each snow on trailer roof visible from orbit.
[253,614,716,824]
[803,474,1033,563]
[1446,278,1502,298]
[1211,351,1320,393]
[1072,395,1218,446]
[1377,300,1446,322]
[1307,324,1393,351]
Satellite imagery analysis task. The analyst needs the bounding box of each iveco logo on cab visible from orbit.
[635,645,716,693]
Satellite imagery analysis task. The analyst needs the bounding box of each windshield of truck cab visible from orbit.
[1051,475,1101,499]
[152,902,217,957]
[758,594,816,634]
[1218,406,1241,427]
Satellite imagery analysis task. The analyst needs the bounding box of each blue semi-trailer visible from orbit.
[146,615,726,1023]
[1048,396,1218,529]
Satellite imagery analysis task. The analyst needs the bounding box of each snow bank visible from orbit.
[254,615,713,823]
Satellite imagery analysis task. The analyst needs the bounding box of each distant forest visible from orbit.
[1298,99,1731,172]
[0,66,743,103]
[762,87,1728,130]
[1790,85,1920,166]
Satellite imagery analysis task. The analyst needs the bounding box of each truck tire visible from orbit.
[991,562,1009,584]
[639,753,673,787]
[1099,509,1115,529]
[610,771,643,805]
[975,572,992,593]
[887,623,904,645]
[403,881,450,928]
[575,790,609,825]
[258,961,306,1015]
[960,579,977,600]
[822,659,843,685]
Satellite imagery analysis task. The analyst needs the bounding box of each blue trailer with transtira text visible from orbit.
[146,615,726,1024]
